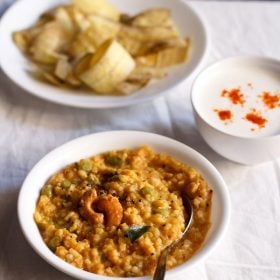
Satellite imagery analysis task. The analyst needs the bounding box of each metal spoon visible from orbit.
[153,193,194,280]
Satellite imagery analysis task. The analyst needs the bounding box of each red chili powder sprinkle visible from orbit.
[244,109,267,128]
[221,88,245,106]
[260,91,280,109]
[214,109,233,121]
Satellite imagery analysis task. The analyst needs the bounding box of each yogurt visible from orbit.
[192,57,280,138]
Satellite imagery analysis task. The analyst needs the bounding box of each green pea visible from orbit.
[79,159,92,171]
[140,186,154,196]
[105,155,123,167]
[62,179,71,188]
[41,185,53,197]
[155,208,169,217]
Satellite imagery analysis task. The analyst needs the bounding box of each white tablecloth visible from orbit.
[1,1,280,279]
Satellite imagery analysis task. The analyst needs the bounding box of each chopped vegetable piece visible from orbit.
[126,225,150,243]
[105,155,123,167]
[41,185,53,197]
[62,179,71,188]
[79,159,92,171]
[140,186,154,196]
[154,208,169,217]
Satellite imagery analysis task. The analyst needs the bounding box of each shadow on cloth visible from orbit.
[0,70,166,132]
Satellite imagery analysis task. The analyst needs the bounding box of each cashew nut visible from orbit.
[80,189,104,225]
[95,195,123,227]
[80,189,123,227]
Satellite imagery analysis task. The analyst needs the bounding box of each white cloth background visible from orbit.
[0,1,280,279]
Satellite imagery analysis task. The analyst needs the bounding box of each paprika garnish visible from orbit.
[214,109,232,121]
[260,91,280,109]
[244,109,267,128]
[214,84,278,131]
[221,87,245,106]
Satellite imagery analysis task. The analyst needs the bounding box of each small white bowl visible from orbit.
[0,0,208,109]
[191,56,280,165]
[18,131,230,280]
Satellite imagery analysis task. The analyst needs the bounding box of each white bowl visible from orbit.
[191,56,280,165]
[18,130,230,280]
[0,0,207,109]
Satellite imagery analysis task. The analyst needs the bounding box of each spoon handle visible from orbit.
[153,246,170,280]
[153,194,193,280]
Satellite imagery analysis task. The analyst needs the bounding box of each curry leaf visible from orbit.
[126,225,150,243]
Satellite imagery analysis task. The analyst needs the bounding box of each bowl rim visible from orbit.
[18,130,230,280]
[191,55,280,141]
[0,0,208,109]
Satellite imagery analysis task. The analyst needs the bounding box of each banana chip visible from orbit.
[13,0,191,95]
[54,58,72,80]
[128,65,167,82]
[12,31,29,52]
[73,53,92,76]
[67,31,96,60]
[30,21,72,64]
[120,25,178,42]
[79,39,135,94]
[73,0,120,21]
[33,66,65,87]
[118,35,155,57]
[115,80,148,95]
[87,15,120,47]
[53,6,76,33]
[136,39,190,68]
[65,72,82,87]
[131,8,171,27]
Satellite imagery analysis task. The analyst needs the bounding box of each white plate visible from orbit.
[18,130,230,280]
[0,0,208,108]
